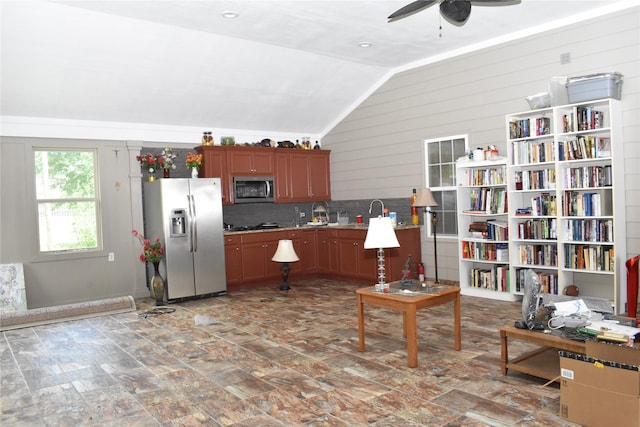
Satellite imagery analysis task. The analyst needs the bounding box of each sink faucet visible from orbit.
[369,199,385,217]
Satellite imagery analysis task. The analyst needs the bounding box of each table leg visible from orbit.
[406,305,418,368]
[357,294,365,352]
[500,329,508,375]
[402,311,407,338]
[454,292,461,351]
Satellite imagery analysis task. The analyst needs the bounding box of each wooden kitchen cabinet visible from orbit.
[387,227,422,282]
[239,231,285,284]
[224,234,243,288]
[336,229,377,282]
[196,146,232,205]
[228,146,275,175]
[287,229,319,275]
[317,229,338,274]
[276,150,331,202]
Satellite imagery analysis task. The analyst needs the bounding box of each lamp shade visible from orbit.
[414,188,438,207]
[272,239,300,262]
[364,217,400,249]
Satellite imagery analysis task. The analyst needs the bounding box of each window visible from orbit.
[424,135,468,236]
[34,149,101,253]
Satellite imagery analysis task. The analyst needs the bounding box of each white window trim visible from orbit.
[423,134,469,239]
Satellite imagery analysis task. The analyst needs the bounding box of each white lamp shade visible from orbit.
[272,239,300,262]
[364,217,400,249]
[414,188,438,207]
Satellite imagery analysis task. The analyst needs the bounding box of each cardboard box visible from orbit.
[560,342,640,427]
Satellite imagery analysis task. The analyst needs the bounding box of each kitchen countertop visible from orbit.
[224,224,421,235]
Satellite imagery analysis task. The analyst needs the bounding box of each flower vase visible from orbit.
[191,168,199,179]
[150,261,165,306]
[163,169,170,178]
[147,175,156,182]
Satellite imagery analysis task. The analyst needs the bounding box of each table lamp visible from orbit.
[364,216,400,290]
[272,239,300,291]
[414,188,440,283]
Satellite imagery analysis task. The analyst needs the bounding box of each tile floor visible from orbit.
[1,279,579,426]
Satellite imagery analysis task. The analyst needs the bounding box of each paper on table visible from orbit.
[554,299,590,317]
[584,320,640,337]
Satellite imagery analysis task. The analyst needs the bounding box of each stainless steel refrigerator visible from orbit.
[143,178,226,301]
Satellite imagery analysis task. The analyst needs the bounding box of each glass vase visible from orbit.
[150,261,165,306]
[191,168,199,179]
[163,169,170,178]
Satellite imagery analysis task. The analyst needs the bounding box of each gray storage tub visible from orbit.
[567,72,623,103]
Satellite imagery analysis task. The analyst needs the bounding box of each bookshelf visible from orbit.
[456,158,515,301]
[506,99,626,313]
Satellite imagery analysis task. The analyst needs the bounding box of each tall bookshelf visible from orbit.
[456,158,515,301]
[506,99,626,314]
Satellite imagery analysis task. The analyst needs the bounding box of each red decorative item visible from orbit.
[626,255,639,318]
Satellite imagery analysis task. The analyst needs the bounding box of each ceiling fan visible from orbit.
[388,0,521,26]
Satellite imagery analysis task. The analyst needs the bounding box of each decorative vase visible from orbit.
[147,174,156,182]
[163,169,170,178]
[150,261,165,306]
[191,168,199,179]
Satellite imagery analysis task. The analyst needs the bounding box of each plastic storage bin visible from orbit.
[525,92,551,110]
[567,72,623,103]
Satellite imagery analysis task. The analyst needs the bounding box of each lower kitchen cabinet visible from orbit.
[224,235,243,287]
[223,226,420,289]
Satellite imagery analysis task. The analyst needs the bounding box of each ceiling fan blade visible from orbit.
[388,0,438,23]
[471,0,521,4]
[440,0,472,24]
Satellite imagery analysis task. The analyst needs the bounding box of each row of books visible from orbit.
[531,193,557,216]
[460,167,506,186]
[564,218,614,243]
[558,136,611,161]
[564,165,612,189]
[517,218,557,240]
[514,268,559,294]
[517,243,558,267]
[509,117,551,139]
[564,244,614,271]
[468,220,509,241]
[465,187,508,214]
[514,169,556,190]
[511,140,555,165]
[461,241,509,262]
[560,107,605,133]
[469,266,510,292]
[562,191,612,217]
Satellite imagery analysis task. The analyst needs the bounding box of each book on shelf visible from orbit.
[596,137,611,158]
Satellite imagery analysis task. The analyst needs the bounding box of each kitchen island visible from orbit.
[223,224,421,290]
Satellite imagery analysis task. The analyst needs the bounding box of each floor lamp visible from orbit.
[414,188,439,283]
[364,216,400,291]
[272,239,300,291]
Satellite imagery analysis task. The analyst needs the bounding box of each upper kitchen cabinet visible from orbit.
[196,146,232,205]
[227,146,275,175]
[276,150,331,202]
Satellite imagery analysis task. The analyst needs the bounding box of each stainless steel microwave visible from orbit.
[233,176,274,203]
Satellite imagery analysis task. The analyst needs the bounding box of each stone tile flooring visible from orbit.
[1,279,579,426]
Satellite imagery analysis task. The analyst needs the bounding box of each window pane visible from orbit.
[428,165,441,187]
[441,140,453,163]
[453,138,466,160]
[442,212,458,235]
[38,201,98,251]
[35,151,95,199]
[427,142,440,164]
[441,164,455,187]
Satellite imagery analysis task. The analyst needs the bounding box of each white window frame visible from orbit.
[34,147,103,257]
[423,134,469,238]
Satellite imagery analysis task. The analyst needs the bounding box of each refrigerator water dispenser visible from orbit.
[170,209,186,237]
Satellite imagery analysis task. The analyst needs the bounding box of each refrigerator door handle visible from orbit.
[190,194,198,252]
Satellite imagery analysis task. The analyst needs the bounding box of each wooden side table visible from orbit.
[498,325,586,381]
[357,283,461,368]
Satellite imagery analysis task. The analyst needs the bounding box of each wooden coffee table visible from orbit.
[498,325,586,381]
[356,282,461,368]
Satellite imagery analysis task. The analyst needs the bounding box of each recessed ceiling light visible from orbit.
[358,41,372,48]
[221,11,239,19]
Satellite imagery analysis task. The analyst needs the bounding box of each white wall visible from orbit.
[323,8,640,283]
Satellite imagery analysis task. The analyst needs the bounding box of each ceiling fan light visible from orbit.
[358,41,373,48]
[440,0,472,24]
[221,10,239,19]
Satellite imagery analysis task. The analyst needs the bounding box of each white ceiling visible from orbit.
[0,0,634,137]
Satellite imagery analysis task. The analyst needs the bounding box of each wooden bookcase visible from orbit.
[506,99,626,313]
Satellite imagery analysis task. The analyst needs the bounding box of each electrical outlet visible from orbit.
[300,212,306,218]
[108,252,115,262]
[560,52,571,64]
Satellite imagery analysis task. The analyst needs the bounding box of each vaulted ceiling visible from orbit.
[0,1,632,136]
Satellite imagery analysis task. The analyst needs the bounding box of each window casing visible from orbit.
[34,148,102,254]
[424,135,468,237]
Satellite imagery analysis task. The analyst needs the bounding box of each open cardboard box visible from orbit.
[560,341,640,427]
